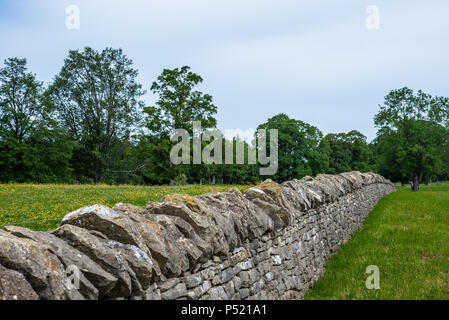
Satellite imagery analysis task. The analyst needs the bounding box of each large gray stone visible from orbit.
[4,225,116,299]
[0,230,66,300]
[0,264,39,300]
[53,224,148,298]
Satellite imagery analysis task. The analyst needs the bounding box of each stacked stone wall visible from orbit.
[0,172,396,300]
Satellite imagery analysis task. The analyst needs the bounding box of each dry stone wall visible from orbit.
[0,172,396,300]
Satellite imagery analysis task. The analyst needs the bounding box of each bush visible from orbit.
[174,173,188,186]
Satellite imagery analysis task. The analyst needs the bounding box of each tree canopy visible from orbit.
[144,66,217,138]
[1,50,448,188]
[257,114,323,182]
[0,58,74,182]
[322,130,374,174]
[48,47,145,182]
[0,58,45,142]
[374,87,449,191]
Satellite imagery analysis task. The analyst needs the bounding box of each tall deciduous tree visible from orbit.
[0,58,44,141]
[322,130,373,174]
[374,87,449,191]
[144,66,217,137]
[48,47,145,182]
[0,58,74,183]
[142,66,218,183]
[257,114,323,182]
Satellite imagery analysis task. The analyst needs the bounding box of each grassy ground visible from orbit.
[1,182,448,299]
[305,182,449,300]
[0,183,251,231]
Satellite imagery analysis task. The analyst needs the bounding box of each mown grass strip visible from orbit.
[305,182,449,300]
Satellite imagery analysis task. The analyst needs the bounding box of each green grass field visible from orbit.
[0,183,251,231]
[305,182,449,300]
[0,182,448,299]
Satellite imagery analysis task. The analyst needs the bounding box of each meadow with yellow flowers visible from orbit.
[0,183,252,231]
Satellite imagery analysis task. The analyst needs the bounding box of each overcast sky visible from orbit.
[1,0,449,141]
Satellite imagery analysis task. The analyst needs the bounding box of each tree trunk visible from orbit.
[411,175,420,192]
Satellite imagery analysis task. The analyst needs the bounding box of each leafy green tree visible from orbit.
[0,58,45,141]
[48,47,145,183]
[374,87,449,191]
[345,130,374,172]
[257,114,323,182]
[213,137,258,184]
[311,137,331,174]
[316,130,374,175]
[323,130,373,174]
[441,130,449,181]
[0,58,74,183]
[321,133,352,174]
[376,120,446,188]
[131,135,174,184]
[145,66,217,137]
[143,66,218,183]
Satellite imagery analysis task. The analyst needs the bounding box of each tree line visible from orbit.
[1,47,448,190]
